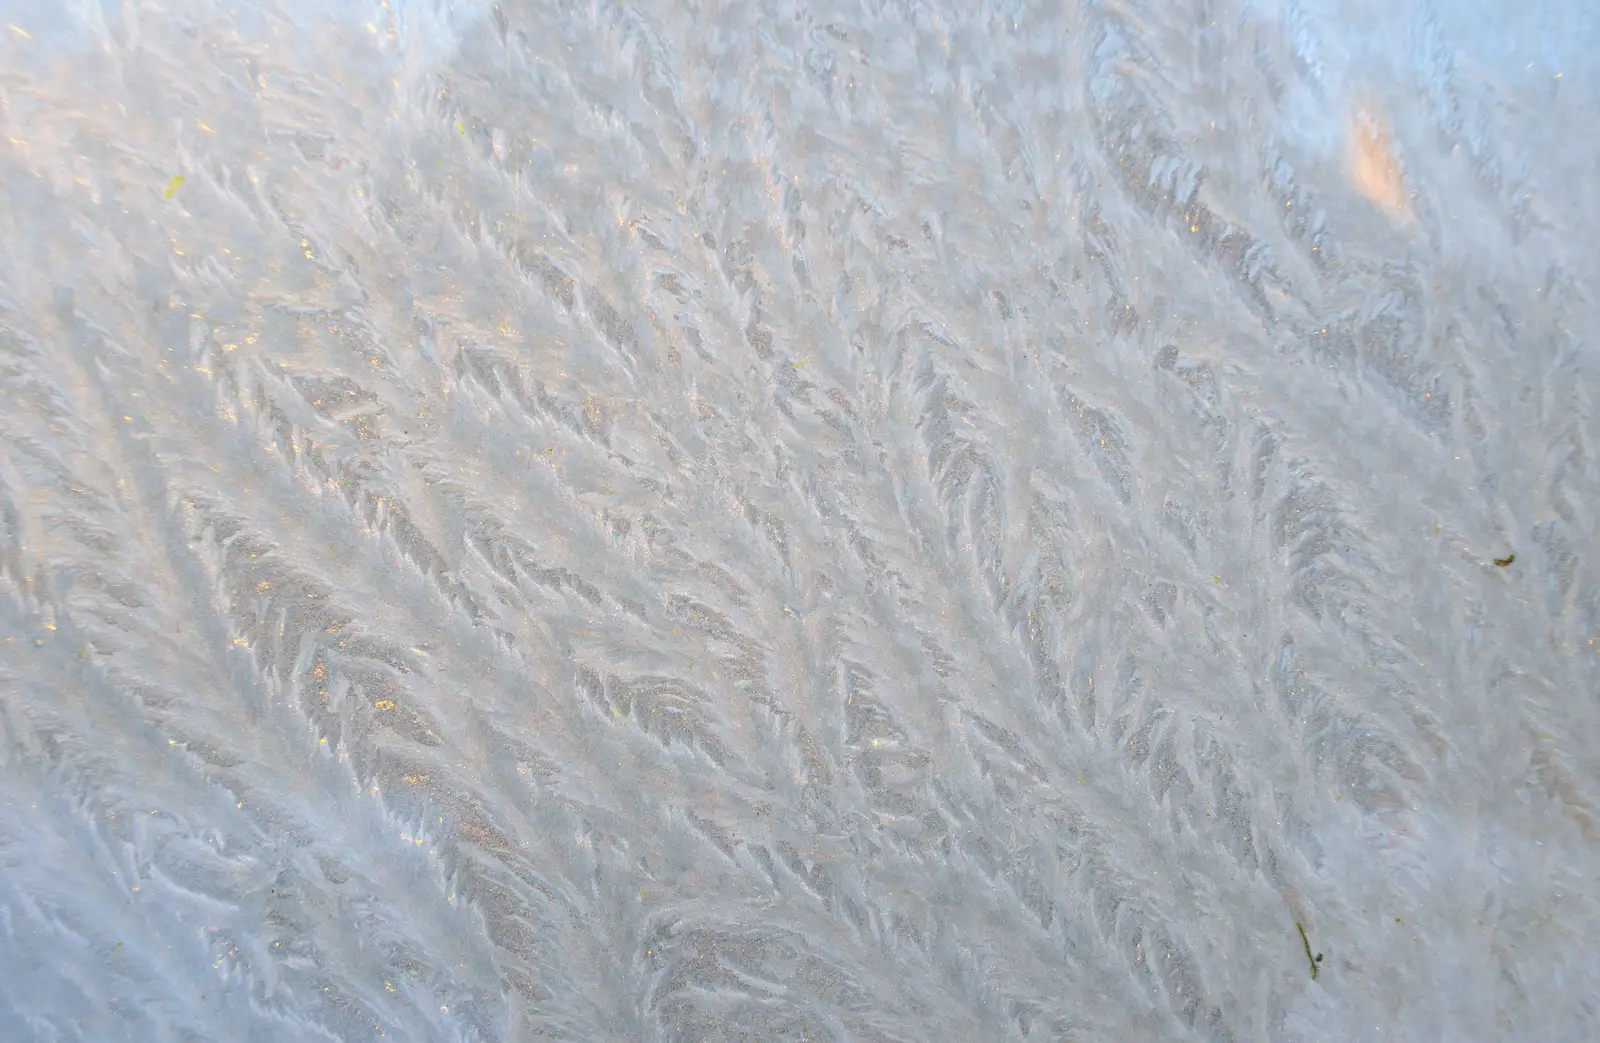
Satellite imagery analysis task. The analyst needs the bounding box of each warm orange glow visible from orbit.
[1347,104,1408,216]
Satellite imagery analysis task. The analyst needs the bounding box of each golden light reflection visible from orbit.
[1347,101,1409,218]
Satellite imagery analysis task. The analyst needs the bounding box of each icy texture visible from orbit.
[1,1,1598,1040]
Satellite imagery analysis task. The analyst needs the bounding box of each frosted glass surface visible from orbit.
[1,1,1597,1040]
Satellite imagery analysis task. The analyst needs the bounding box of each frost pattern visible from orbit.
[1,1,1597,1041]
